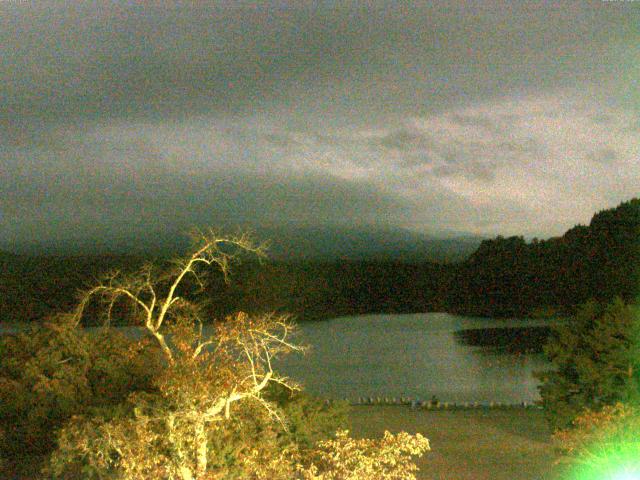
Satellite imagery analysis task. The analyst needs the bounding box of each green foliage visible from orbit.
[298,429,430,480]
[276,391,349,452]
[2,231,430,480]
[48,394,178,480]
[449,198,640,318]
[0,314,160,469]
[537,298,640,430]
[203,391,349,479]
[553,403,640,479]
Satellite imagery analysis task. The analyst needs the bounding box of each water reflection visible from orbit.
[0,313,555,404]
[274,313,554,404]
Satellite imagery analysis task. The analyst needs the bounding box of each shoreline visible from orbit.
[348,405,556,480]
[2,406,557,480]
[340,399,542,409]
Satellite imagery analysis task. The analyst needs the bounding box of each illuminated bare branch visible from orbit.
[65,230,302,480]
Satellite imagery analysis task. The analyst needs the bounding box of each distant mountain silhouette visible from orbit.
[2,225,482,263]
[253,225,482,262]
[3,198,638,323]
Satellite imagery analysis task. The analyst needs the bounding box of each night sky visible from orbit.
[2,1,639,252]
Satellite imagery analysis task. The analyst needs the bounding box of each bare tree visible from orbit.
[67,229,303,479]
[48,229,430,480]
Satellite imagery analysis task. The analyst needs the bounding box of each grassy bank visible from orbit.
[348,405,558,480]
[5,406,558,479]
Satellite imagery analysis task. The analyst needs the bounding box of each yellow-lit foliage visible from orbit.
[0,313,160,462]
[297,429,430,480]
[48,310,303,479]
[553,402,640,479]
[5,231,431,479]
[45,232,305,479]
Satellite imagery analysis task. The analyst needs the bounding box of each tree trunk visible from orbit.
[194,420,208,479]
[179,466,194,480]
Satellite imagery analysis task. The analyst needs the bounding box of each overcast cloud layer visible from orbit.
[1,1,639,250]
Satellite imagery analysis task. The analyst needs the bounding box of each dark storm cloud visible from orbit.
[2,1,415,121]
[3,1,637,123]
[2,162,413,248]
[1,1,640,248]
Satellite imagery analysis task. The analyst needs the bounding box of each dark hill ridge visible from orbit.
[0,252,148,324]
[446,198,640,317]
[256,226,482,263]
[1,198,639,323]
[0,227,475,323]
[0,225,482,263]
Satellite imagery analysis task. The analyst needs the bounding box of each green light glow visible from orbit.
[566,442,640,480]
[611,470,640,480]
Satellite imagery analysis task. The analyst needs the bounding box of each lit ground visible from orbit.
[348,405,558,480]
[5,406,559,479]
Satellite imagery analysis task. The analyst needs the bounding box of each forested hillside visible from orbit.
[207,260,451,321]
[0,253,146,323]
[446,198,640,317]
[2,198,638,323]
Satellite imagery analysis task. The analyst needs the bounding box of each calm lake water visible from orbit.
[274,313,553,404]
[0,312,554,404]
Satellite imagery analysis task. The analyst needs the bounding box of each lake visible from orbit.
[275,313,553,404]
[0,312,554,404]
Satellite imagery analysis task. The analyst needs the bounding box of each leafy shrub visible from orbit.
[0,317,90,457]
[270,385,350,451]
[297,429,430,480]
[537,298,640,430]
[0,314,159,464]
[553,402,640,479]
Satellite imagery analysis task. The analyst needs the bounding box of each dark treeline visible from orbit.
[2,198,639,323]
[446,198,640,317]
[0,253,147,324]
[0,249,451,324]
[206,260,451,321]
